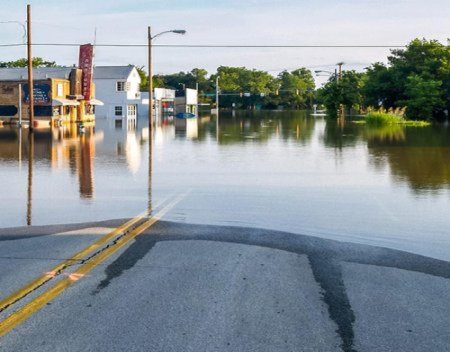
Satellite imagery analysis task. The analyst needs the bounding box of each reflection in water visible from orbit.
[148,134,152,216]
[197,110,316,145]
[27,132,34,226]
[1,112,450,232]
[78,132,95,199]
[363,124,406,143]
[175,118,198,140]
[322,118,359,149]
[367,126,450,192]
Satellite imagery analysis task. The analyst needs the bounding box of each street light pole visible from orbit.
[147,27,186,133]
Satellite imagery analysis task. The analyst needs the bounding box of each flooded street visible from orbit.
[1,111,449,260]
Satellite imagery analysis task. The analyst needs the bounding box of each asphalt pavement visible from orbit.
[1,219,450,352]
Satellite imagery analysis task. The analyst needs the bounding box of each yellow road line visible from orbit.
[0,194,184,337]
[0,195,173,314]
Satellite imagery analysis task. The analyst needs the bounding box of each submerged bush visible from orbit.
[366,111,404,125]
[364,107,429,126]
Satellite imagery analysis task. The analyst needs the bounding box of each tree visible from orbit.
[364,39,450,120]
[0,57,57,68]
[403,75,444,120]
[135,65,148,91]
[318,70,365,117]
[277,68,315,109]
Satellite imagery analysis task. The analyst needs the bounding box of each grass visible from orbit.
[362,108,430,127]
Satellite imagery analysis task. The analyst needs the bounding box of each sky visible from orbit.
[1,0,449,85]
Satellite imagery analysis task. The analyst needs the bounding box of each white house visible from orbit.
[93,66,141,120]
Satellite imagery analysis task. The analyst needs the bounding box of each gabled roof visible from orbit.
[0,67,73,81]
[93,65,136,80]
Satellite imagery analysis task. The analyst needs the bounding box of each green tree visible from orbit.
[0,57,57,68]
[318,70,365,117]
[277,68,315,109]
[364,38,450,120]
[403,75,444,120]
[135,65,149,91]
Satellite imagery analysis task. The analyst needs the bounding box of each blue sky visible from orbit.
[1,0,449,84]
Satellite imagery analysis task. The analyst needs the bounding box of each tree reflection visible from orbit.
[367,126,450,192]
[197,110,316,145]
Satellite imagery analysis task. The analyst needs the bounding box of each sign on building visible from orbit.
[79,44,94,100]
[23,83,51,105]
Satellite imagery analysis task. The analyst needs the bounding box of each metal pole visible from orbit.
[27,4,34,131]
[148,26,153,134]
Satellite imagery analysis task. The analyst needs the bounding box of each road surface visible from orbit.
[0,205,449,351]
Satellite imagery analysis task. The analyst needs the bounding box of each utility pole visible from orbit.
[27,4,34,131]
[148,26,153,134]
[337,62,344,82]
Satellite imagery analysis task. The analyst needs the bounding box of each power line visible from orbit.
[0,42,406,48]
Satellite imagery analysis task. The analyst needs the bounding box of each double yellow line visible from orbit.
[0,194,184,337]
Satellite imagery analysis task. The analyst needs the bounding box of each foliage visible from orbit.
[402,75,444,120]
[274,69,315,109]
[135,66,148,91]
[365,111,405,125]
[364,108,430,126]
[130,64,315,110]
[317,70,365,117]
[0,57,58,68]
[364,39,450,120]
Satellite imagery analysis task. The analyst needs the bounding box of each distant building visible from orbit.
[139,88,176,119]
[175,88,198,116]
[0,67,100,127]
[93,66,141,120]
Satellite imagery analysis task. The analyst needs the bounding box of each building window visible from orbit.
[116,81,126,91]
[115,106,123,116]
[57,83,63,97]
[126,82,131,91]
[127,105,136,117]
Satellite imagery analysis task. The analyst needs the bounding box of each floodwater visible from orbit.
[1,111,449,261]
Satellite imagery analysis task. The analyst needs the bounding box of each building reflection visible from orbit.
[0,124,99,201]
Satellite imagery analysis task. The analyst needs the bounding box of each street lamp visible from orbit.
[148,27,186,132]
[314,70,338,81]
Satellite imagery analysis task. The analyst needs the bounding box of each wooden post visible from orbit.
[27,4,34,131]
